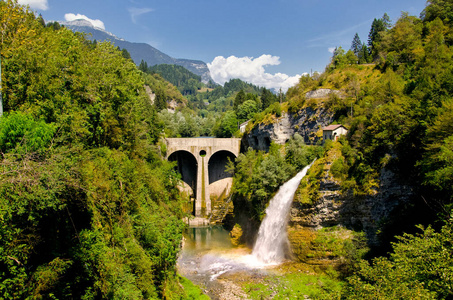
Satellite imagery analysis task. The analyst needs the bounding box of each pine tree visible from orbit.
[368,13,392,60]
[234,89,246,111]
[358,43,371,64]
[351,33,363,57]
[139,59,148,72]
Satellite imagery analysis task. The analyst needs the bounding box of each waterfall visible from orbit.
[251,161,314,265]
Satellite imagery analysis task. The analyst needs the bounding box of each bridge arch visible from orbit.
[208,150,236,185]
[168,150,197,198]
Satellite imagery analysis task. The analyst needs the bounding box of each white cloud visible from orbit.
[128,7,154,24]
[328,47,336,54]
[208,55,302,92]
[64,13,105,30]
[18,0,48,10]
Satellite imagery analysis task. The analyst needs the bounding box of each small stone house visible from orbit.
[239,120,250,133]
[322,124,348,142]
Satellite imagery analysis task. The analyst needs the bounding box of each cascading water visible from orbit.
[177,161,315,296]
[251,161,314,265]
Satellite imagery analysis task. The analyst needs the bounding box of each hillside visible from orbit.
[233,5,453,298]
[0,3,190,298]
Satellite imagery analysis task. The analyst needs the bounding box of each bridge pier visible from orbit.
[195,155,211,217]
[166,138,241,218]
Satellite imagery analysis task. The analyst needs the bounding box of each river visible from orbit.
[177,225,275,299]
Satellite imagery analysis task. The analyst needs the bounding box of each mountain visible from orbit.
[59,19,212,83]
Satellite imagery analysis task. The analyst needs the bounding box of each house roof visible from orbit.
[323,124,346,131]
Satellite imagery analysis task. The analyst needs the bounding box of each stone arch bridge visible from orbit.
[166,138,241,217]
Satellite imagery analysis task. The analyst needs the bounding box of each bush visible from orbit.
[344,218,453,299]
[0,112,56,155]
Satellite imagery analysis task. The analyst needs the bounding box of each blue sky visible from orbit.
[19,0,427,90]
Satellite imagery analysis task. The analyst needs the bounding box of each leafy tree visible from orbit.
[285,133,318,170]
[331,47,347,69]
[421,0,453,24]
[234,89,246,111]
[214,110,238,138]
[0,2,187,298]
[345,49,358,64]
[345,218,453,299]
[237,99,258,122]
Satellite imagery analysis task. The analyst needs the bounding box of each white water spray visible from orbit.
[251,161,314,265]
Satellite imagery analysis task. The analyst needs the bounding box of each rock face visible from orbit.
[242,106,334,151]
[289,163,414,246]
[305,88,341,99]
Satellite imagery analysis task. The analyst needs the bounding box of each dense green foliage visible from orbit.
[287,3,453,216]
[147,64,203,96]
[280,1,453,297]
[230,139,320,224]
[0,2,187,298]
[345,218,453,299]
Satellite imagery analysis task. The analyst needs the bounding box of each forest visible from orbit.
[1,0,453,299]
[0,1,193,298]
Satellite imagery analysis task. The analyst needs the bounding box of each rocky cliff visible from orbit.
[289,158,414,246]
[241,88,345,151]
[242,106,334,151]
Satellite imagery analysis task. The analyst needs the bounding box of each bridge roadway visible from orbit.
[166,138,241,217]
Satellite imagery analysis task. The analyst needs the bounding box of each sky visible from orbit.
[18,0,427,91]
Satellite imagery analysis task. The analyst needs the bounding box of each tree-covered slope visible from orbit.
[0,2,189,299]
[234,1,453,297]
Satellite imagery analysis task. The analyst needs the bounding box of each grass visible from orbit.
[176,276,210,300]
[244,267,343,299]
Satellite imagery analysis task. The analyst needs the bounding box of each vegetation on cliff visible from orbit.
[0,1,189,298]
[234,0,453,298]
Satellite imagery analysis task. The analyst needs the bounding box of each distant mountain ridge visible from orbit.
[58,19,212,83]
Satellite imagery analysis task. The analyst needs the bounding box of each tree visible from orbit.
[154,87,167,111]
[261,88,277,110]
[358,43,371,64]
[331,47,347,69]
[421,0,453,24]
[346,49,358,65]
[234,89,246,111]
[121,48,131,60]
[368,13,392,59]
[139,59,148,72]
[237,99,258,122]
[214,111,238,138]
[351,33,363,57]
[345,218,453,299]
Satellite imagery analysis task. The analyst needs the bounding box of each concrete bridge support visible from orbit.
[166,138,241,217]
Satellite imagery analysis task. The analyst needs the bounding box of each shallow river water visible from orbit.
[177,226,273,299]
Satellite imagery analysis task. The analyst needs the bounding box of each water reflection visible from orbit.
[183,226,234,253]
